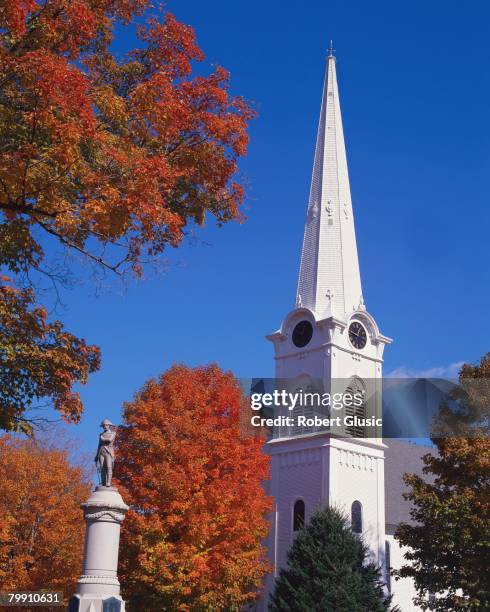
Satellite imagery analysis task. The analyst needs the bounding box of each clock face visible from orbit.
[292,320,313,348]
[348,321,367,349]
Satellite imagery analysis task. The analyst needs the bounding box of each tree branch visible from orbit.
[35,219,126,274]
[0,202,59,218]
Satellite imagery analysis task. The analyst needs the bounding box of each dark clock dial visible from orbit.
[348,321,367,349]
[292,320,313,348]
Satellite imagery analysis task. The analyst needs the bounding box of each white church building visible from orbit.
[258,48,430,611]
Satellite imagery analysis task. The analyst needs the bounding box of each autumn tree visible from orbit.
[395,354,490,610]
[0,1,254,431]
[0,277,100,433]
[0,435,92,599]
[116,364,270,611]
[269,506,396,612]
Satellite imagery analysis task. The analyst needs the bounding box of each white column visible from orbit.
[69,486,129,612]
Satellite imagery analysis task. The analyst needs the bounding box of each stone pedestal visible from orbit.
[68,486,129,612]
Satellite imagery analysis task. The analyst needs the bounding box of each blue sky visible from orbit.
[45,0,490,450]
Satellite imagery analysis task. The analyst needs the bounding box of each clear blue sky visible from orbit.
[49,0,490,450]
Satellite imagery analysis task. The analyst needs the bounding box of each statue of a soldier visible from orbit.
[95,419,116,487]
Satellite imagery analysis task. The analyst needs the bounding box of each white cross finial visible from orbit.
[328,40,335,58]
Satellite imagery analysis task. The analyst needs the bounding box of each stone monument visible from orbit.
[69,420,129,612]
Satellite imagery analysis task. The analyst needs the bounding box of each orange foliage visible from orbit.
[116,364,271,611]
[0,1,255,277]
[0,0,254,431]
[0,277,100,433]
[0,435,91,597]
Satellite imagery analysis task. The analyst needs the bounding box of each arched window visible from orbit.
[351,500,362,534]
[293,499,305,531]
[385,541,391,593]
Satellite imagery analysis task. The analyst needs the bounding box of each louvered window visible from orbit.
[345,380,366,438]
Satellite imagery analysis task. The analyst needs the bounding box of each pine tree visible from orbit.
[269,506,395,612]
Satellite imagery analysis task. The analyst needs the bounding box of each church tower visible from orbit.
[261,47,392,606]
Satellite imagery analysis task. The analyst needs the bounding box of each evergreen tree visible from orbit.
[269,506,395,612]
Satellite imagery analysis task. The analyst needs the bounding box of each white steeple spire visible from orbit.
[296,48,363,318]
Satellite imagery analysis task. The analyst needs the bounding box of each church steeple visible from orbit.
[262,50,392,610]
[296,49,363,318]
